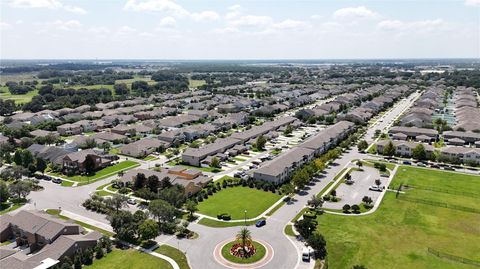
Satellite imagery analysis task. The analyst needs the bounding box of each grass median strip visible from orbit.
[155,244,190,269]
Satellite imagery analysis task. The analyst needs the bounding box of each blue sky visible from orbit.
[0,0,479,59]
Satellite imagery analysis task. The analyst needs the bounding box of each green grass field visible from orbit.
[155,245,190,269]
[188,79,206,88]
[50,160,139,183]
[84,249,173,269]
[0,202,25,215]
[197,217,265,228]
[198,186,281,220]
[316,166,480,269]
[0,86,39,104]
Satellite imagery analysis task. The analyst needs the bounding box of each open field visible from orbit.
[188,79,206,88]
[197,186,281,220]
[49,160,139,183]
[84,249,173,269]
[0,86,39,104]
[316,166,480,269]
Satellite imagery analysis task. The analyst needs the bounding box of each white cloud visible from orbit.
[377,19,446,32]
[159,16,176,28]
[310,14,322,20]
[191,11,220,21]
[272,19,309,30]
[0,22,12,30]
[124,0,188,17]
[139,32,154,37]
[35,20,82,32]
[465,0,480,6]
[88,26,110,35]
[333,6,379,20]
[118,25,137,34]
[9,0,87,14]
[229,15,273,28]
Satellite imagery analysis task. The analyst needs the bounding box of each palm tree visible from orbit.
[236,228,252,255]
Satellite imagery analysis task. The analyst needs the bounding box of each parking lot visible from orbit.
[323,165,386,210]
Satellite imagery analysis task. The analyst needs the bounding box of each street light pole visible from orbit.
[244,210,247,226]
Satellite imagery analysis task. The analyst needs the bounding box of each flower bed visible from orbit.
[220,240,266,264]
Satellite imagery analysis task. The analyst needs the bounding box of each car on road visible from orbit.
[127,198,136,205]
[255,219,266,227]
[52,178,62,184]
[416,162,426,167]
[430,164,440,169]
[444,166,455,171]
[402,161,412,165]
[369,185,383,192]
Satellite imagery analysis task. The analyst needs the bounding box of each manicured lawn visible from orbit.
[221,240,266,264]
[50,160,139,183]
[155,245,190,269]
[197,217,263,228]
[84,249,173,269]
[0,202,24,215]
[315,166,480,269]
[284,225,295,237]
[142,155,158,161]
[61,180,75,187]
[96,190,113,197]
[197,186,281,220]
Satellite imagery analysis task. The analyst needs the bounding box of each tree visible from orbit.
[375,179,382,187]
[148,199,177,223]
[0,181,10,203]
[345,173,352,181]
[280,183,295,196]
[114,83,129,95]
[159,177,172,189]
[13,150,22,165]
[356,160,363,169]
[236,228,252,254]
[138,219,159,241]
[357,140,368,152]
[383,141,396,156]
[351,204,360,213]
[210,157,220,168]
[82,248,93,265]
[255,135,267,150]
[362,196,373,205]
[158,185,186,208]
[185,200,198,219]
[73,251,82,269]
[412,144,426,160]
[292,169,309,190]
[108,194,128,213]
[21,150,34,167]
[330,189,337,199]
[95,243,104,259]
[308,195,323,209]
[284,124,293,136]
[306,232,327,259]
[134,173,146,190]
[8,181,31,200]
[109,210,137,242]
[83,155,96,175]
[101,142,111,154]
[342,204,351,213]
[147,175,159,193]
[36,157,47,174]
[294,218,316,239]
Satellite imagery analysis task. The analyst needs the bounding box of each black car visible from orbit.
[52,178,62,184]
[255,219,266,227]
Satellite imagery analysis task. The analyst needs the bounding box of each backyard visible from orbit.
[315,166,480,269]
[197,186,281,220]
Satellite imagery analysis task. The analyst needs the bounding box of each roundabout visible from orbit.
[214,238,274,269]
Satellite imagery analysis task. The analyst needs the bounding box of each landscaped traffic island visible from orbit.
[220,240,266,264]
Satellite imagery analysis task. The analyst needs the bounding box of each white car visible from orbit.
[369,186,383,192]
[127,198,137,205]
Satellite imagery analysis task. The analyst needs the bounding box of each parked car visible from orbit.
[255,219,266,227]
[402,161,412,165]
[302,247,311,262]
[416,163,426,167]
[380,173,389,178]
[430,164,440,169]
[444,166,455,171]
[369,185,383,192]
[43,176,52,181]
[127,198,136,205]
[52,178,62,184]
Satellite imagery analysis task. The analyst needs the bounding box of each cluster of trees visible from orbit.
[5,81,37,95]
[52,236,112,269]
[294,217,327,260]
[24,86,113,112]
[0,99,16,116]
[252,135,267,151]
[10,149,47,174]
[0,179,33,202]
[129,173,185,206]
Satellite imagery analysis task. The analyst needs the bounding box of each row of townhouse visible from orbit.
[253,121,355,184]
[181,116,299,166]
[397,86,445,128]
[453,87,480,132]
[0,210,101,269]
[376,140,480,164]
